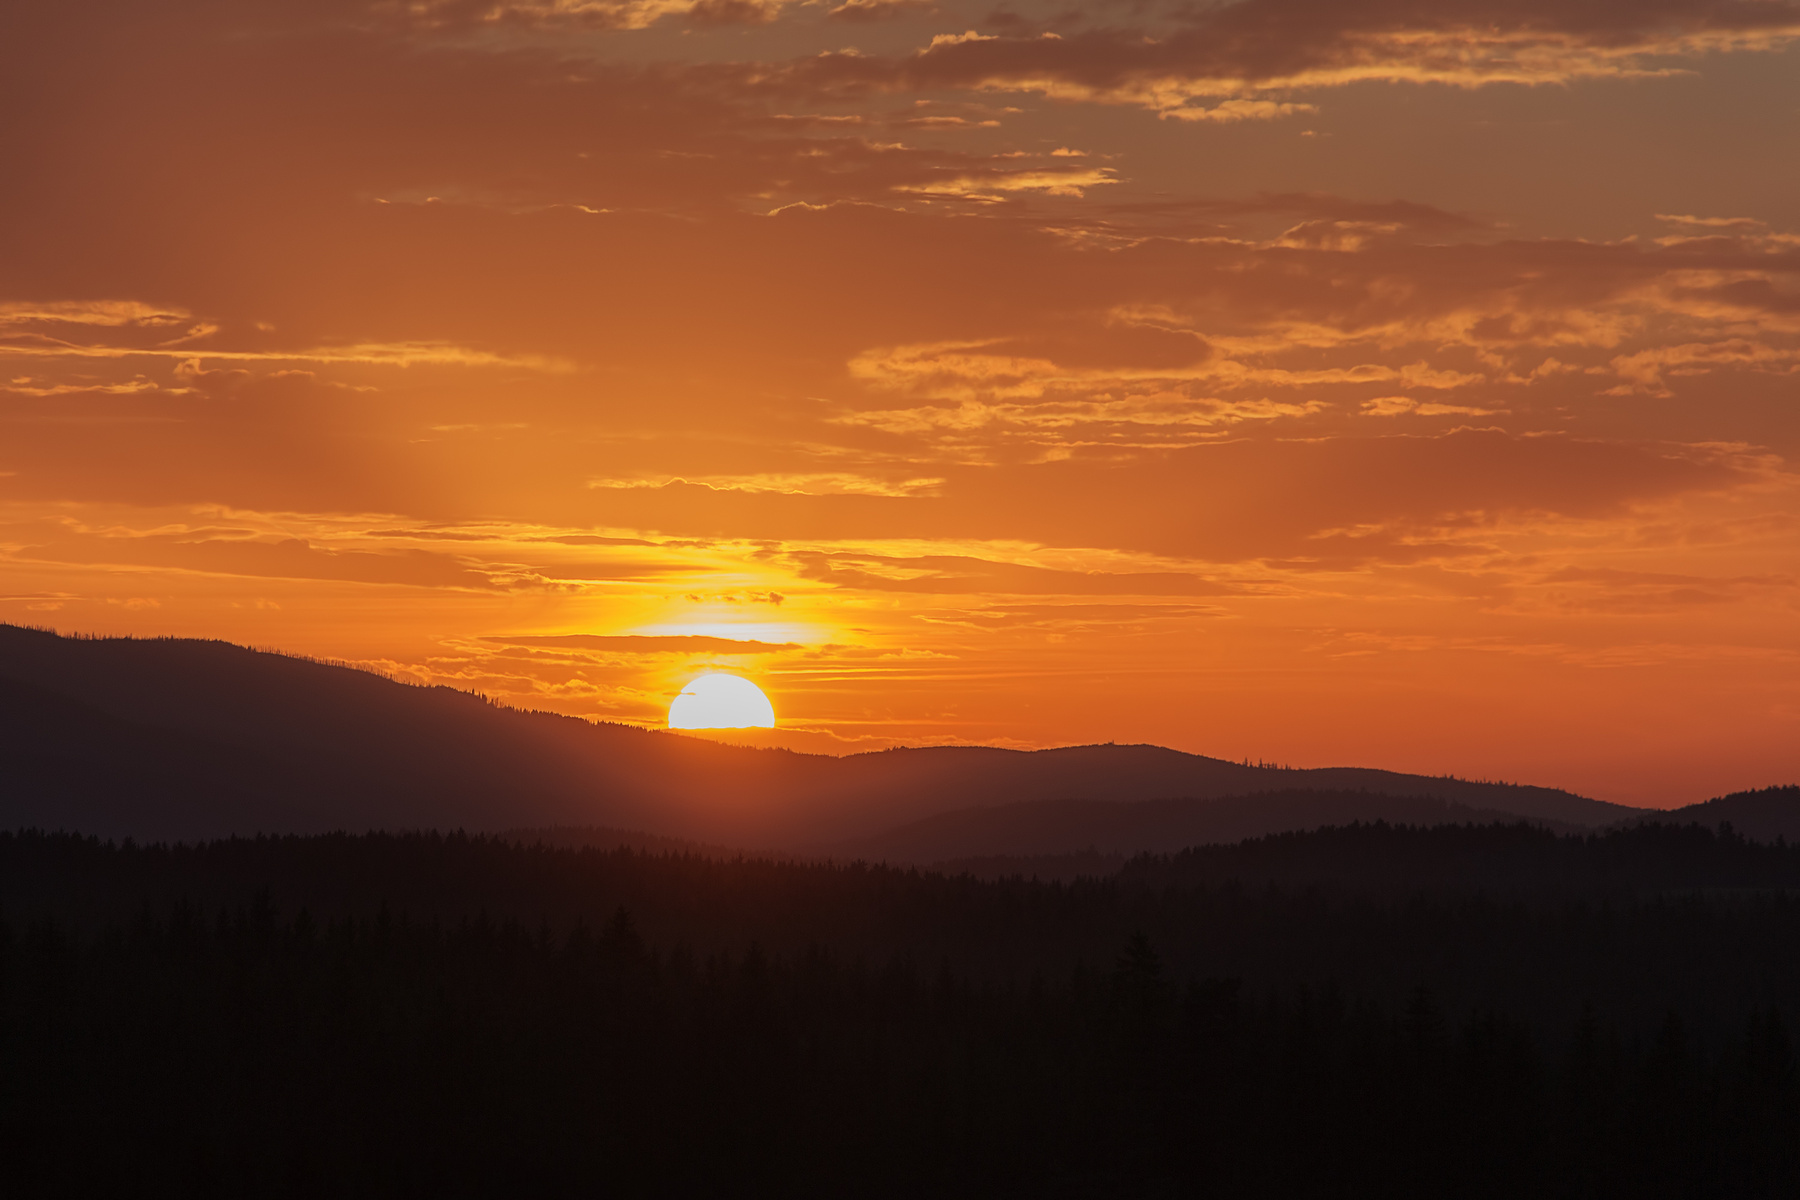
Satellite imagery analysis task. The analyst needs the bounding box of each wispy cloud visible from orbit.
[742,0,1800,117]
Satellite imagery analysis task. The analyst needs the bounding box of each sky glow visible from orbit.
[1,0,1797,804]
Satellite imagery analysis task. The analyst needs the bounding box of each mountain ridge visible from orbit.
[1630,785,1800,843]
[839,789,1594,866]
[1,623,1646,845]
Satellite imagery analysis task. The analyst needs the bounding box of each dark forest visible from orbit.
[3,822,1797,1197]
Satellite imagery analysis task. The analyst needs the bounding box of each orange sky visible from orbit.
[3,0,1798,807]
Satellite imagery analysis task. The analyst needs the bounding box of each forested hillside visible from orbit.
[846,789,1587,864]
[3,824,1796,1196]
[1636,786,1800,842]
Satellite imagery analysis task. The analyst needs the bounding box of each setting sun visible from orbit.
[668,674,776,730]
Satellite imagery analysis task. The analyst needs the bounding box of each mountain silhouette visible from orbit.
[0,624,1644,845]
[840,790,1592,866]
[1631,785,1800,842]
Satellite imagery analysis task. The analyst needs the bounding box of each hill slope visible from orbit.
[1630,786,1800,842]
[0,624,1641,843]
[844,790,1590,865]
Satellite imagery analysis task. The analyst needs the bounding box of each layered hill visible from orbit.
[0,624,1644,845]
[841,790,1590,867]
[1630,786,1800,843]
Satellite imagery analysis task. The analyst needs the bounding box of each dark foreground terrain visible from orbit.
[3,822,1798,1197]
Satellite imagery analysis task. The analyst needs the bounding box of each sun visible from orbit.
[667,673,776,730]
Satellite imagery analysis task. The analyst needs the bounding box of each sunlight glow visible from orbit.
[635,621,821,644]
[667,673,776,730]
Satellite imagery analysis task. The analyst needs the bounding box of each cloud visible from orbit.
[381,0,783,30]
[789,550,1233,594]
[1657,212,1769,231]
[483,633,802,652]
[935,431,1764,562]
[914,601,1225,629]
[0,325,571,373]
[896,165,1120,199]
[0,301,191,328]
[1362,395,1500,417]
[685,0,782,25]
[1160,99,1317,123]
[551,432,1765,566]
[827,0,936,20]
[591,472,946,497]
[745,0,1800,116]
[1605,338,1800,395]
[6,530,517,590]
[1514,563,1796,613]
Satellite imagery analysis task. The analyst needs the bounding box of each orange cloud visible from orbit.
[827,0,937,20]
[744,0,1800,116]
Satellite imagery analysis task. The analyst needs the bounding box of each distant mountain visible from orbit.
[0,674,320,836]
[1629,786,1800,842]
[794,742,1635,832]
[842,790,1591,866]
[0,624,1643,844]
[876,787,1800,877]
